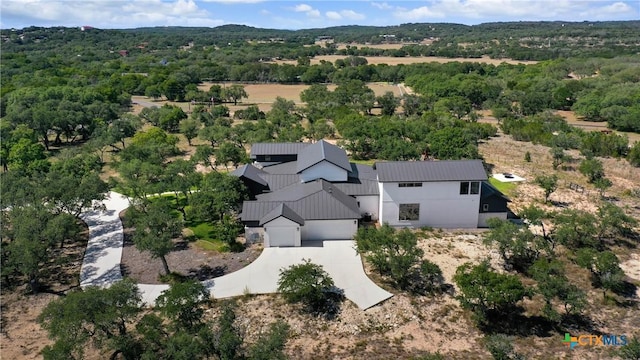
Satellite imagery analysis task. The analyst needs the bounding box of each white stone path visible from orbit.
[79,191,392,309]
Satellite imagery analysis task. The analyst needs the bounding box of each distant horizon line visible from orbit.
[3,19,639,32]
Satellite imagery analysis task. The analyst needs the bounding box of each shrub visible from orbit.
[277,260,343,316]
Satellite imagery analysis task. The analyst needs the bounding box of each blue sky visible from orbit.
[1,1,638,30]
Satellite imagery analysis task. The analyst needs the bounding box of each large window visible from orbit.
[399,182,423,188]
[460,181,480,195]
[399,203,420,221]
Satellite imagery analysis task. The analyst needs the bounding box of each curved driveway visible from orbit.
[80,191,392,310]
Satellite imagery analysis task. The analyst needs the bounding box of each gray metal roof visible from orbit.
[375,160,488,182]
[348,163,378,181]
[250,142,309,158]
[242,179,360,221]
[259,174,300,191]
[230,164,268,186]
[334,179,379,196]
[259,203,305,226]
[296,140,351,173]
[261,161,298,175]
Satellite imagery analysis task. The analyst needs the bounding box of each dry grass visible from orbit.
[270,55,537,66]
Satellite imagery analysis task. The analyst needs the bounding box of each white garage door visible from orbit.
[267,227,296,247]
[302,220,357,241]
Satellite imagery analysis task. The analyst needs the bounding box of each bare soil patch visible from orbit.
[271,55,537,66]
[1,221,90,359]
[120,211,262,284]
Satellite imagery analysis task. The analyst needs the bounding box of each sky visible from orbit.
[1,0,638,30]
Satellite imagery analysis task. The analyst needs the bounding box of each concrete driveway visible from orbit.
[80,191,392,310]
[203,240,393,310]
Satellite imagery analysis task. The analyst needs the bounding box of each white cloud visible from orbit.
[394,5,445,20]
[326,11,342,20]
[294,4,313,12]
[326,9,366,21]
[0,0,224,28]
[371,2,393,10]
[340,10,365,20]
[291,3,320,18]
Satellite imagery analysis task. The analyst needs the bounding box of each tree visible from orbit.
[277,259,342,314]
[576,249,625,299]
[454,261,531,324]
[428,127,480,160]
[179,118,201,146]
[214,302,243,360]
[579,157,604,183]
[189,172,248,223]
[128,198,182,275]
[354,225,444,294]
[594,177,613,198]
[483,334,524,360]
[223,84,247,105]
[247,320,290,360]
[214,142,247,170]
[553,209,598,249]
[156,280,210,332]
[596,202,637,241]
[550,147,566,170]
[534,174,558,203]
[484,218,545,272]
[38,279,142,360]
[376,91,400,116]
[528,258,586,321]
[628,141,640,167]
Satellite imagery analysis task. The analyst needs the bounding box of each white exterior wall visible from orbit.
[379,181,480,228]
[300,161,348,183]
[263,217,301,247]
[301,219,358,241]
[355,195,379,220]
[477,212,508,228]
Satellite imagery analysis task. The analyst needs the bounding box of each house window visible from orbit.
[399,203,420,221]
[264,155,271,161]
[399,182,423,188]
[460,181,480,195]
[483,203,489,211]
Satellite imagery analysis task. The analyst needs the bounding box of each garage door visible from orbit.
[267,227,296,247]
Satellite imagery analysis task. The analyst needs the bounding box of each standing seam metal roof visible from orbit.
[375,160,487,182]
[249,142,309,158]
[259,203,305,226]
[296,140,351,173]
[230,164,268,186]
[242,180,360,221]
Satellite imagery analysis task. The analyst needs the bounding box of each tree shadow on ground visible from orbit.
[480,309,556,338]
[561,313,603,335]
[187,264,227,281]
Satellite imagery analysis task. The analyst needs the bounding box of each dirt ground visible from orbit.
[270,55,537,66]
[120,211,263,284]
[3,118,639,359]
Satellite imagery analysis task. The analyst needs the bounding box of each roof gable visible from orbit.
[231,164,268,186]
[296,140,351,173]
[375,160,487,182]
[242,179,360,222]
[259,203,305,226]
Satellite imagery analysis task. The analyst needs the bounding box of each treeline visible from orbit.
[3,21,639,60]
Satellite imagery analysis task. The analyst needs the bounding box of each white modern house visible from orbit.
[233,140,509,247]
